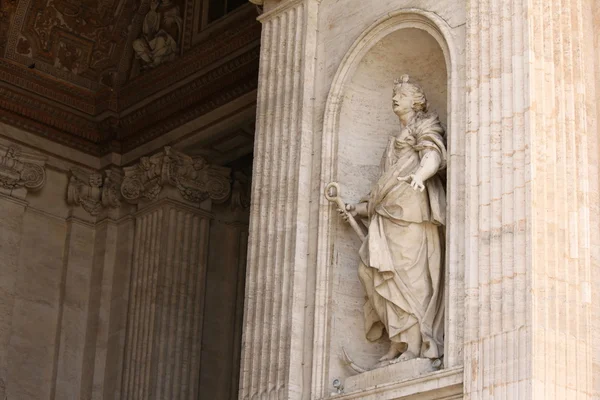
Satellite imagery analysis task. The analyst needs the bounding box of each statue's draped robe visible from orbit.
[358,113,446,359]
[134,2,182,64]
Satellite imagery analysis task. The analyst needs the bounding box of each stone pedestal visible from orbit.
[343,359,435,393]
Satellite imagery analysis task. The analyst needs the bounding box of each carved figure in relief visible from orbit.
[67,167,122,215]
[132,0,182,69]
[334,75,446,367]
[121,146,231,204]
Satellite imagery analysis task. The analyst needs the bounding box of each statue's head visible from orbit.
[392,75,428,118]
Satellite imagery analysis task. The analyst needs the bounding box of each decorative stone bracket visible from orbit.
[0,144,46,199]
[67,167,123,216]
[121,146,231,205]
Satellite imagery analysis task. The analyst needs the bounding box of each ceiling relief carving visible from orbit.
[132,0,183,70]
[7,0,138,88]
[0,1,260,156]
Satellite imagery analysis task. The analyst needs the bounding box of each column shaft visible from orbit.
[464,0,594,397]
[239,0,316,398]
[121,201,210,400]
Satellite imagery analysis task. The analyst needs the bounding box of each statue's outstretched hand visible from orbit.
[398,174,425,192]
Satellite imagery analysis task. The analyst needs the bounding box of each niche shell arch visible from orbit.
[312,9,463,397]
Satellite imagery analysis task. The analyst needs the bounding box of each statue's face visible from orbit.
[392,87,413,118]
[90,174,103,187]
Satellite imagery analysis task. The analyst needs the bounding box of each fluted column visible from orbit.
[119,147,231,400]
[239,0,317,399]
[464,0,594,398]
[121,199,211,400]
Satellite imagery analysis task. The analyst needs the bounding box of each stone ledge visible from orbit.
[326,366,463,400]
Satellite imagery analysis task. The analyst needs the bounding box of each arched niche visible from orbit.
[313,9,461,396]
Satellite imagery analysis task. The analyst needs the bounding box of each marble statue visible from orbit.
[132,0,182,69]
[337,75,446,366]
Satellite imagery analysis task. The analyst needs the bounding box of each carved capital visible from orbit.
[0,145,46,197]
[121,150,166,203]
[67,167,123,215]
[121,147,231,205]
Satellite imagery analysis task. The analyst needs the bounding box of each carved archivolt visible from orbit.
[121,146,231,205]
[0,144,46,194]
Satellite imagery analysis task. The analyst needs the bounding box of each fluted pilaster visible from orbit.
[121,201,210,400]
[464,0,593,397]
[239,0,316,399]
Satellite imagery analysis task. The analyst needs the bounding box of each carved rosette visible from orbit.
[121,146,231,205]
[67,167,123,215]
[0,145,46,196]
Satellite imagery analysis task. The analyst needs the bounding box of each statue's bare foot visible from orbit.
[378,344,402,362]
[396,350,417,362]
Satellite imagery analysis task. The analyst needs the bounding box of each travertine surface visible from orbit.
[0,133,245,400]
[1,0,600,398]
[242,0,600,399]
[0,142,137,400]
[120,198,211,400]
[343,358,434,393]
[240,1,466,399]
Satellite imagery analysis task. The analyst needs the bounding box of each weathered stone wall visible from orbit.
[0,134,135,400]
[0,124,248,400]
[586,0,600,396]
[242,0,600,399]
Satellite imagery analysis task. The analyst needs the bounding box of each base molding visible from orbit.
[325,367,463,400]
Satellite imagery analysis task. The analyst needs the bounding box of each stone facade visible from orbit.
[0,0,599,399]
[240,0,600,399]
[0,127,249,400]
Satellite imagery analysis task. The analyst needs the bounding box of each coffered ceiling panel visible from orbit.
[0,0,260,156]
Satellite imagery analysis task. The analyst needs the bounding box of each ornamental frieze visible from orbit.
[121,146,231,205]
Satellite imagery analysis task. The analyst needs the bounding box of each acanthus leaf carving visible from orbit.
[121,150,166,203]
[121,146,231,205]
[0,144,46,196]
[164,146,231,204]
